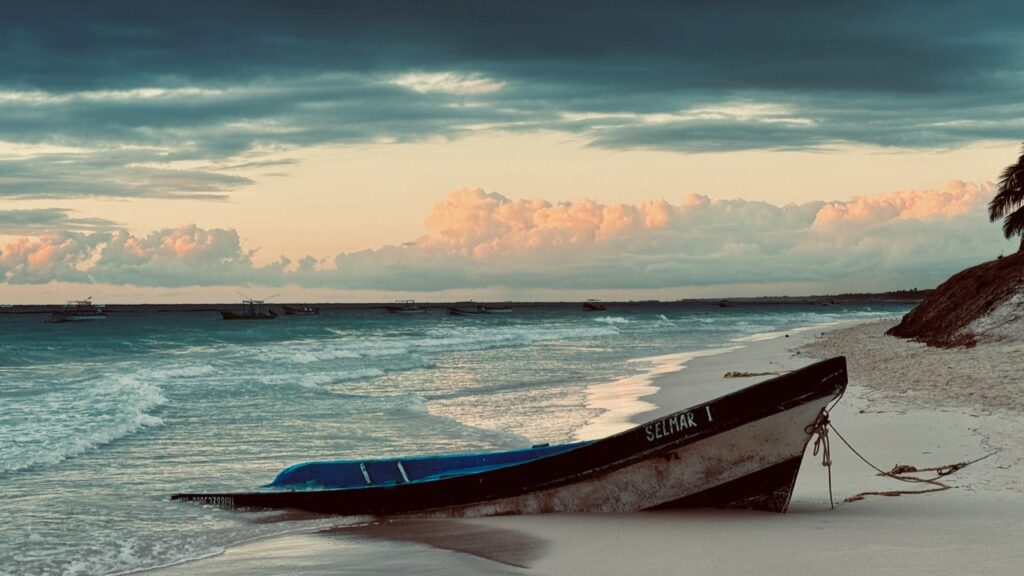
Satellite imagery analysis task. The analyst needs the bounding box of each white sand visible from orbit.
[466,319,1024,575]
[150,318,1024,575]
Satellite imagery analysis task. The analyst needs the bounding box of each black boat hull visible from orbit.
[220,311,277,320]
[174,356,846,515]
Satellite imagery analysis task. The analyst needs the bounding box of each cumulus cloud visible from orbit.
[1,225,281,287]
[812,180,990,228]
[328,181,1004,292]
[1,182,1013,292]
[419,189,675,257]
[89,225,286,287]
[0,232,108,284]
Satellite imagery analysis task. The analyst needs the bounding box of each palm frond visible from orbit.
[989,143,1024,221]
[1002,206,1024,240]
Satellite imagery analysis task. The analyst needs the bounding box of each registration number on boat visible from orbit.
[644,406,713,442]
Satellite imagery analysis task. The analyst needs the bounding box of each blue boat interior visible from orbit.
[266,441,596,490]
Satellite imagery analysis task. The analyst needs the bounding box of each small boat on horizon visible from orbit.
[447,305,513,316]
[49,298,106,323]
[173,356,847,516]
[582,300,607,312]
[282,304,320,316]
[384,300,427,314]
[221,299,277,320]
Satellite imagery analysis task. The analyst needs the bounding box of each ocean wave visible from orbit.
[593,316,631,324]
[253,343,363,364]
[140,364,216,379]
[416,324,619,351]
[324,391,430,415]
[282,368,389,389]
[0,374,166,474]
[246,324,621,367]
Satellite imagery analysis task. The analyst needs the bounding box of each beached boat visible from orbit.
[49,298,106,323]
[173,356,846,515]
[221,299,277,320]
[282,304,320,316]
[384,300,427,314]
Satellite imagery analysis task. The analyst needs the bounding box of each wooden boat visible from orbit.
[282,304,320,316]
[49,298,106,323]
[220,299,277,320]
[173,357,846,516]
[384,300,426,314]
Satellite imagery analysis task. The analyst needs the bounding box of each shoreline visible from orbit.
[146,317,1024,576]
[578,317,871,438]
[635,319,862,424]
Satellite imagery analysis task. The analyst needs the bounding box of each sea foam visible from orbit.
[0,374,166,473]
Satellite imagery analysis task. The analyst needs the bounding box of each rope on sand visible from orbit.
[828,423,997,503]
[806,398,998,507]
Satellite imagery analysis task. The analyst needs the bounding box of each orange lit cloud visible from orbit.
[812,181,990,228]
[0,232,105,283]
[421,188,677,257]
[1,181,1013,293]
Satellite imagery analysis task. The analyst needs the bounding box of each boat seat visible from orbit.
[362,461,407,485]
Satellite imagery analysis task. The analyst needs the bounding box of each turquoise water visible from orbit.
[0,302,911,575]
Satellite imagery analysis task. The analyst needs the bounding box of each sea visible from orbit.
[0,301,912,575]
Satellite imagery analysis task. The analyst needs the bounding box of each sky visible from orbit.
[2,0,1023,303]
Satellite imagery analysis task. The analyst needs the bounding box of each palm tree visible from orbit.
[989,142,1024,252]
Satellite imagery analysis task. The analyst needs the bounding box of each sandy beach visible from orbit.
[147,319,1024,576]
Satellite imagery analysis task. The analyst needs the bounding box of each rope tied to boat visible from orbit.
[826,422,997,504]
[805,408,834,508]
[805,402,998,508]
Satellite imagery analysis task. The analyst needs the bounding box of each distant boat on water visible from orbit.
[49,298,106,323]
[384,300,426,314]
[447,305,513,316]
[221,299,277,320]
[282,304,320,316]
[582,300,607,312]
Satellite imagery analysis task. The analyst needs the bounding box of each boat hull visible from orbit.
[220,311,276,320]
[173,356,846,515]
[49,313,106,323]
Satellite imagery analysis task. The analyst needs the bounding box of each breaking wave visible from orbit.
[593,316,631,324]
[0,374,166,474]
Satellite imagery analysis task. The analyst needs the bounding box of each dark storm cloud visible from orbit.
[1,1,1023,198]
[4,1,1020,94]
[0,208,118,234]
[0,154,250,199]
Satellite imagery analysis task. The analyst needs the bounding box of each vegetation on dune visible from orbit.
[989,142,1024,252]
